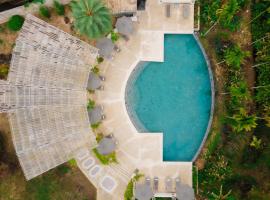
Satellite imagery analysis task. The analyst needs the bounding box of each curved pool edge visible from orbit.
[123,33,215,162]
[192,33,215,162]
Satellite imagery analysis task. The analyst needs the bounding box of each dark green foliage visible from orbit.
[26,174,59,200]
[199,154,233,198]
[39,6,51,19]
[56,164,71,175]
[111,31,119,43]
[0,64,9,79]
[251,1,270,120]
[224,174,257,198]
[87,99,95,111]
[199,0,221,26]
[7,15,25,31]
[53,0,65,15]
[124,173,143,200]
[224,45,250,70]
[91,66,99,74]
[217,0,240,31]
[71,0,112,39]
[124,180,133,200]
[97,56,104,63]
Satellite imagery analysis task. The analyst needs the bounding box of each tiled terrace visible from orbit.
[80,0,195,199]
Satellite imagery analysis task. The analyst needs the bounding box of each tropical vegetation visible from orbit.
[197,0,270,199]
[70,0,112,39]
[39,6,51,18]
[53,0,65,16]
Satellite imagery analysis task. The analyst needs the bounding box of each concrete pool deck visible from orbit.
[78,1,195,199]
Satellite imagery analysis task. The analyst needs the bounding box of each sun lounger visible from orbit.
[165,177,173,192]
[166,4,171,18]
[154,177,159,192]
[99,75,105,81]
[183,4,190,19]
[114,45,121,52]
[145,176,151,185]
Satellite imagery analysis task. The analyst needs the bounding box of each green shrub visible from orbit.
[224,174,257,197]
[124,173,143,200]
[7,15,25,31]
[92,148,117,165]
[87,99,95,111]
[124,179,134,200]
[91,122,101,129]
[91,66,99,74]
[53,0,65,15]
[68,159,77,167]
[0,64,9,79]
[0,39,3,45]
[97,57,104,64]
[39,6,51,18]
[56,164,70,175]
[111,31,119,43]
[0,25,5,32]
[204,132,221,159]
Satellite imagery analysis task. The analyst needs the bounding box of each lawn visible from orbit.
[0,114,96,200]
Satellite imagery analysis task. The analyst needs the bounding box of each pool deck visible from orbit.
[79,1,195,199]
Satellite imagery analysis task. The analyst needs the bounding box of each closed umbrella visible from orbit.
[88,106,102,125]
[87,72,102,90]
[115,16,134,36]
[97,137,116,155]
[176,183,195,200]
[96,37,114,58]
[135,183,153,200]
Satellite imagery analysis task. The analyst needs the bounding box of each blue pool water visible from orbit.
[125,34,212,161]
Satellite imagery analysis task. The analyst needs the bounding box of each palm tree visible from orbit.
[250,136,262,150]
[227,108,257,133]
[211,185,232,200]
[229,80,250,102]
[70,0,112,39]
[224,45,250,70]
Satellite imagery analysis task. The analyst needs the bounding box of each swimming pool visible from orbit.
[125,34,213,161]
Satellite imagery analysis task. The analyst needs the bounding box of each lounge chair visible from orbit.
[165,177,173,192]
[114,45,121,52]
[145,176,151,185]
[154,177,159,192]
[122,34,129,41]
[183,4,190,19]
[99,75,105,81]
[166,4,171,18]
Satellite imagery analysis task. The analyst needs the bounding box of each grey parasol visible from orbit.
[97,137,117,155]
[87,72,102,90]
[176,183,195,200]
[135,183,153,200]
[96,37,114,58]
[88,106,102,125]
[115,16,134,36]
